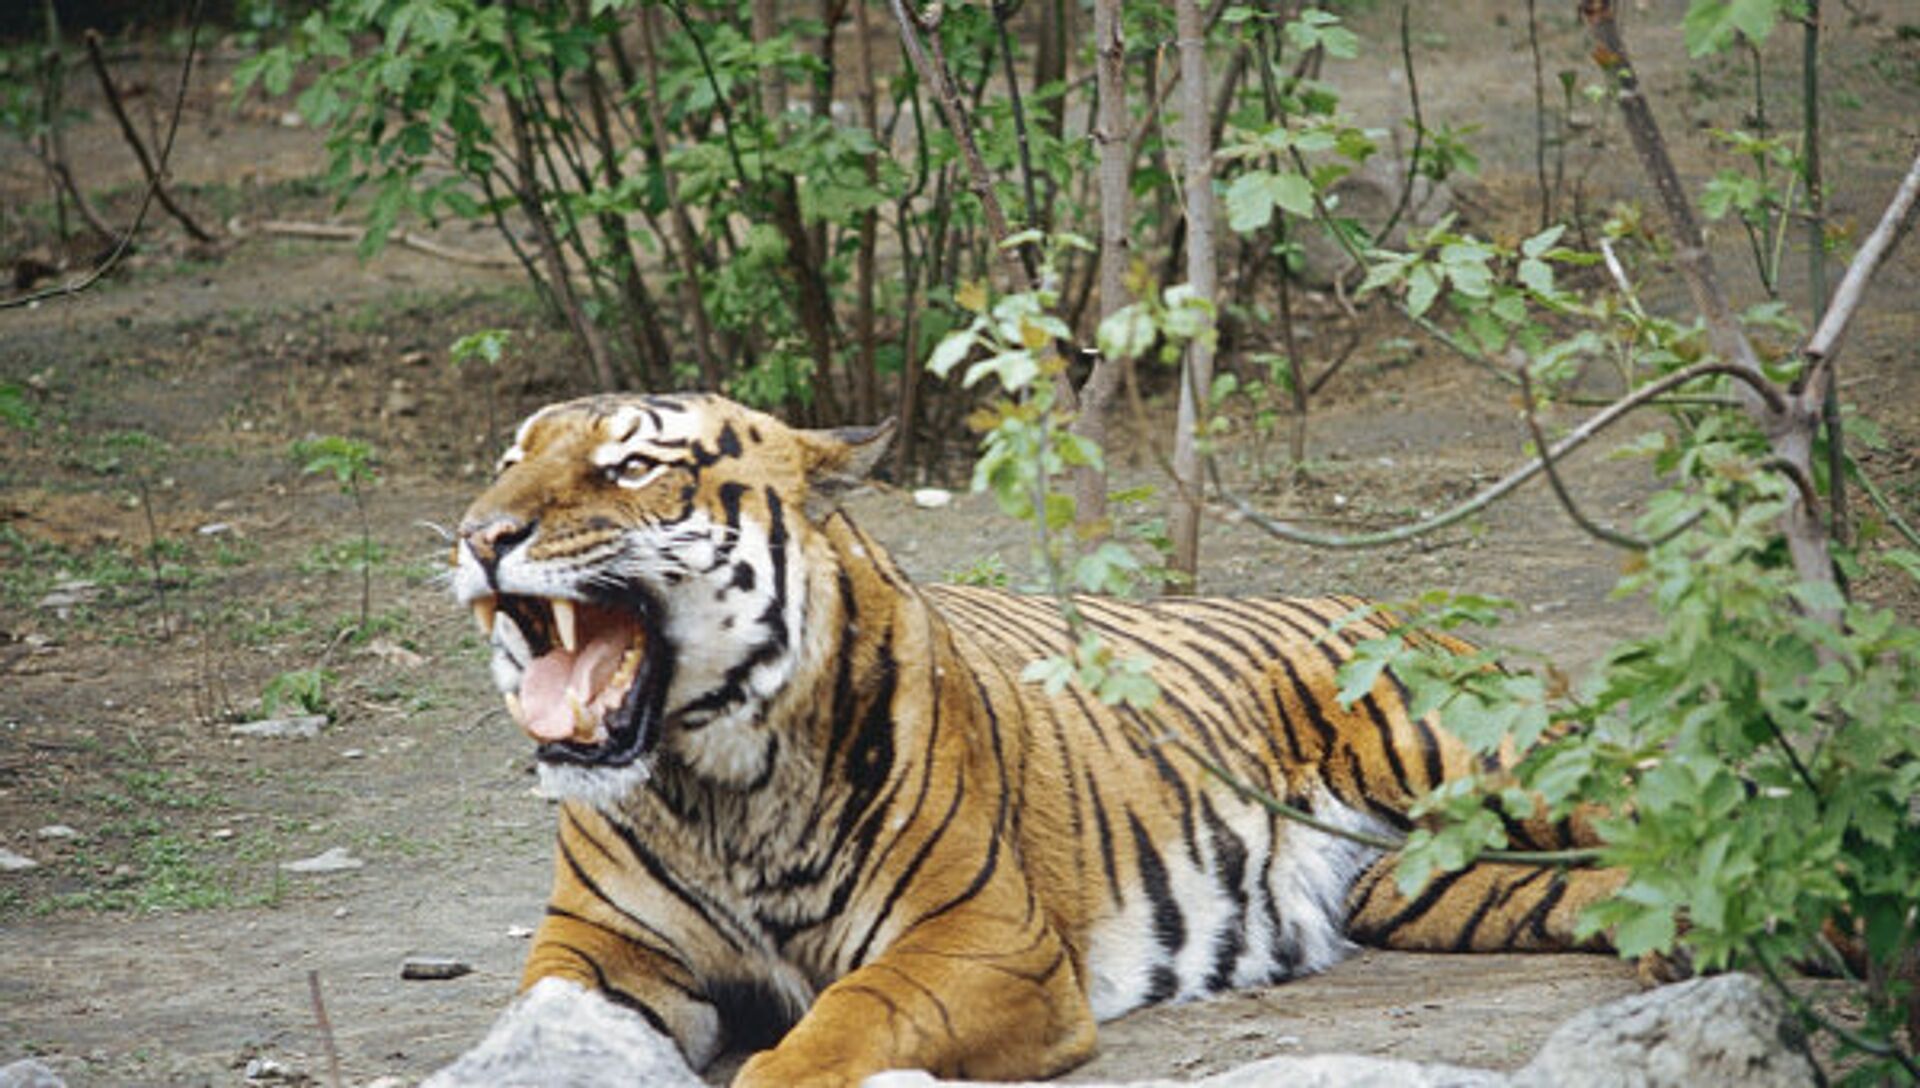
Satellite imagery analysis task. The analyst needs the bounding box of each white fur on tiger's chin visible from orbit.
[423,978,705,1088]
[534,759,655,809]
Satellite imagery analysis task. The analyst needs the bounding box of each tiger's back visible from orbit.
[926,585,1600,1021]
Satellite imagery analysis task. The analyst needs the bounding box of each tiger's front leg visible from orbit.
[733,898,1097,1088]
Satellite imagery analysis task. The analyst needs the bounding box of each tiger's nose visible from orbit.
[461,516,535,574]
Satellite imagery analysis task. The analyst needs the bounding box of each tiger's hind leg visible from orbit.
[1344,855,1625,953]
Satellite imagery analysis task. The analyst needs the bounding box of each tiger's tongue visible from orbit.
[519,630,629,742]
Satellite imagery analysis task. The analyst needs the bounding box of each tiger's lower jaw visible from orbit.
[534,759,656,807]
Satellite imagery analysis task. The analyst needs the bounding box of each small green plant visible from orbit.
[292,435,378,634]
[450,328,510,451]
[946,553,1011,588]
[259,667,334,719]
[0,382,35,430]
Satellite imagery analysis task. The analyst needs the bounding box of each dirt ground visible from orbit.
[2,4,1916,1086]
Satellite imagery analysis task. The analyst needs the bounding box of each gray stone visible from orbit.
[34,580,99,618]
[230,715,327,739]
[1518,973,1819,1088]
[401,956,473,981]
[425,977,703,1088]
[0,847,39,872]
[0,1059,67,1088]
[279,847,364,874]
[34,824,80,841]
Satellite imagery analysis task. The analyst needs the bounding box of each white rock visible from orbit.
[280,847,364,874]
[425,978,702,1088]
[230,715,327,739]
[0,848,39,872]
[1519,973,1818,1087]
[0,1058,67,1088]
[911,488,954,509]
[35,824,80,841]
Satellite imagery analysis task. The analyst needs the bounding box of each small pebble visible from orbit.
[0,848,39,872]
[280,847,364,874]
[506,925,534,940]
[229,715,326,740]
[35,825,80,841]
[401,956,473,981]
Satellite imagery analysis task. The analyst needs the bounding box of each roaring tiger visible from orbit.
[444,392,1622,1087]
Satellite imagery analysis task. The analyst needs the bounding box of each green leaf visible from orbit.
[1406,264,1442,317]
[1226,172,1278,233]
[1521,224,1567,259]
[1098,303,1156,361]
[1683,0,1791,57]
[927,329,975,379]
[1517,257,1555,296]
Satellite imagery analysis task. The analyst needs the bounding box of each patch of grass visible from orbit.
[259,667,334,718]
[298,536,388,576]
[224,602,320,648]
[113,768,225,811]
[946,553,1011,588]
[37,832,286,913]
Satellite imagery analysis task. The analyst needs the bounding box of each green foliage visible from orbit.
[946,553,1011,589]
[449,328,510,368]
[1683,0,1809,57]
[1337,208,1920,1076]
[0,382,35,430]
[291,435,375,491]
[291,435,379,632]
[259,667,334,718]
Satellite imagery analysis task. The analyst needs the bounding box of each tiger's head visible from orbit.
[452,394,891,805]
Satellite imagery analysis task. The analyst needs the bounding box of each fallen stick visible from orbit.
[243,218,518,268]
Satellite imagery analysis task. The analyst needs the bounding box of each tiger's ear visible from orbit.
[800,417,895,499]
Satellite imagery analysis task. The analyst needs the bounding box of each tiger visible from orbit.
[443,392,1624,1087]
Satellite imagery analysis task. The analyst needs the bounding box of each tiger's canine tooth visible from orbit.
[473,597,498,636]
[505,691,525,725]
[567,693,595,742]
[552,598,579,653]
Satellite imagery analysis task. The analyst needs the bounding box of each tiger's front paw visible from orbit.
[732,1045,881,1088]
[426,978,702,1088]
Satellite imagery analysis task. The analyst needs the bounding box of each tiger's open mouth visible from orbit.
[469,593,667,768]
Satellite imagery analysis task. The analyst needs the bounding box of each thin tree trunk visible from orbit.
[851,0,882,422]
[505,93,619,392]
[887,0,1074,418]
[632,9,723,388]
[574,13,671,386]
[1168,0,1218,588]
[1070,0,1131,529]
[754,0,843,421]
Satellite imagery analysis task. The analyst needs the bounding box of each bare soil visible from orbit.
[2,5,1917,1086]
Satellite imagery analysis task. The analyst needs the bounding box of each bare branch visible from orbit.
[1223,361,1774,550]
[84,29,215,243]
[1580,0,1836,619]
[1516,365,1658,550]
[0,0,205,312]
[1579,2,1769,389]
[1798,143,1920,393]
[240,219,515,268]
